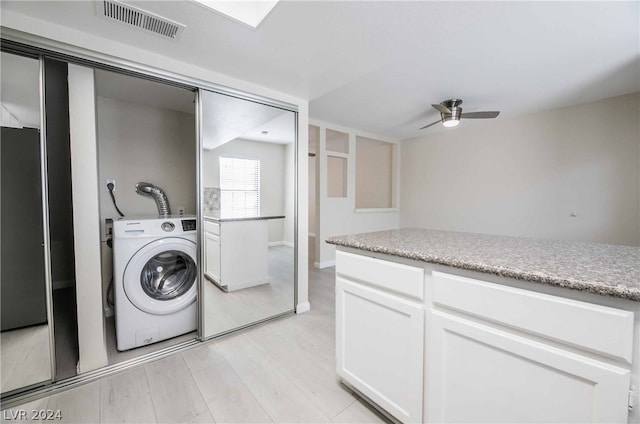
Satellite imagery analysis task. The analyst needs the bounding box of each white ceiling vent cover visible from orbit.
[96,0,185,40]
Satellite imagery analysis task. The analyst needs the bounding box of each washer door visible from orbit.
[123,238,197,315]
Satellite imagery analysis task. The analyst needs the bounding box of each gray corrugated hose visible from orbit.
[135,182,172,216]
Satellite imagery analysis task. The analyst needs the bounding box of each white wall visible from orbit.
[203,139,287,243]
[97,96,196,313]
[295,109,309,313]
[284,142,295,245]
[97,96,196,223]
[313,121,401,268]
[67,64,108,373]
[308,156,316,234]
[401,92,640,247]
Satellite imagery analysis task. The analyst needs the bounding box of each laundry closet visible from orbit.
[1,40,300,403]
[94,69,197,366]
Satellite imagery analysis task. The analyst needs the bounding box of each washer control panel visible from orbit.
[161,222,175,232]
[181,219,197,232]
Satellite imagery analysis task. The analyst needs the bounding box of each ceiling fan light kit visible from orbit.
[442,116,460,127]
[420,99,500,130]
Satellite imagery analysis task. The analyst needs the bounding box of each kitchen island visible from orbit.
[203,214,284,291]
[327,228,640,424]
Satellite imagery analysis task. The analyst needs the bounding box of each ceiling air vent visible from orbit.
[97,0,185,40]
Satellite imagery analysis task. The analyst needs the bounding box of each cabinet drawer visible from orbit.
[204,220,220,235]
[336,251,424,300]
[432,271,634,363]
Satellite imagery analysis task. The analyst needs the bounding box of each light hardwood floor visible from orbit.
[2,266,390,424]
[203,246,295,337]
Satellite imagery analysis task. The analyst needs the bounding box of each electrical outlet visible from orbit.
[106,179,116,191]
[178,206,185,216]
[105,218,113,238]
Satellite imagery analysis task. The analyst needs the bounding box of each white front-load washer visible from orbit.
[113,216,198,351]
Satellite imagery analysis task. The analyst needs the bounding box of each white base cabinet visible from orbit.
[203,219,269,291]
[336,251,425,423]
[334,250,637,424]
[336,277,424,423]
[426,271,633,423]
[204,231,220,282]
[428,310,630,423]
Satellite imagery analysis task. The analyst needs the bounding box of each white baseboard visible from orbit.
[225,277,269,292]
[268,241,294,248]
[296,301,311,314]
[314,260,335,269]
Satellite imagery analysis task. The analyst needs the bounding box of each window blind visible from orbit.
[219,156,260,218]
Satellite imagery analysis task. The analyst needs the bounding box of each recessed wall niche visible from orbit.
[325,128,349,198]
[327,155,348,198]
[326,128,349,153]
[356,136,394,209]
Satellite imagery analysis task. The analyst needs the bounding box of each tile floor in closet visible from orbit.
[2,266,390,424]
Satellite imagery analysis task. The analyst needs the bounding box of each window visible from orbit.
[219,157,260,218]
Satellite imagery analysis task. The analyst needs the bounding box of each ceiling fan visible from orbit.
[419,99,500,129]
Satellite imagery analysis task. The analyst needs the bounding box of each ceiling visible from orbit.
[1,1,638,141]
[0,56,295,147]
[95,69,195,114]
[94,70,295,148]
[201,89,294,149]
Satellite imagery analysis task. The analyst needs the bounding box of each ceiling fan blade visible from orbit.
[461,111,500,119]
[419,120,441,130]
[431,104,451,114]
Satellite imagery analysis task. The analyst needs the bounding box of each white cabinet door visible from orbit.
[219,220,269,291]
[426,309,631,423]
[204,232,220,283]
[336,277,424,423]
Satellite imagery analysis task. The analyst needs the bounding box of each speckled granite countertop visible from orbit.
[327,228,640,302]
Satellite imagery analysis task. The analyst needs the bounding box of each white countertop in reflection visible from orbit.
[203,213,285,223]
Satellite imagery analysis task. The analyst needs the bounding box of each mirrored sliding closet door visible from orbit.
[199,90,296,338]
[1,51,54,394]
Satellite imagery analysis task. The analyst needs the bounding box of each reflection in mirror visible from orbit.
[1,52,53,392]
[200,90,295,338]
